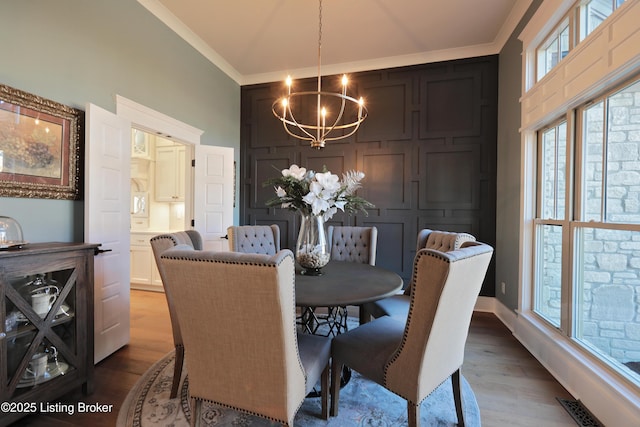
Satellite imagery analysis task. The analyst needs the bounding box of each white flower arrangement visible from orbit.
[264,164,373,221]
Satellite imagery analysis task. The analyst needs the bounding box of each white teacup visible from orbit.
[32,292,57,318]
[27,352,48,379]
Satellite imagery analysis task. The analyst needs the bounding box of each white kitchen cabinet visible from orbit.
[155,145,186,202]
[130,232,163,292]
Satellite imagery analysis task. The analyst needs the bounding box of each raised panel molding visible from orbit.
[420,73,480,138]
[520,0,640,130]
[357,80,412,142]
[360,148,412,210]
[241,56,498,296]
[420,145,479,210]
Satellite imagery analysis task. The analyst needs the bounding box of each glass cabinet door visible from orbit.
[3,268,77,397]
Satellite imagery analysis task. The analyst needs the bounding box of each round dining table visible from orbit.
[295,260,403,308]
[295,260,403,335]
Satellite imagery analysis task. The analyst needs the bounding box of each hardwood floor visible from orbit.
[15,290,577,426]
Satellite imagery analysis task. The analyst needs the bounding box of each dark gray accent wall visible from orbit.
[240,56,498,295]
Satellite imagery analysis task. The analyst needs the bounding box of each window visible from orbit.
[535,0,627,82]
[534,121,567,327]
[534,77,640,385]
[522,0,640,421]
[579,0,627,41]
[537,20,570,81]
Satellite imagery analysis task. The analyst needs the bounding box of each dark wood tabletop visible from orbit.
[295,261,403,307]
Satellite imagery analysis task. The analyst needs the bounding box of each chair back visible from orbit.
[150,230,203,346]
[159,247,306,425]
[327,225,377,265]
[404,229,476,294]
[384,241,493,403]
[420,229,476,252]
[227,224,280,255]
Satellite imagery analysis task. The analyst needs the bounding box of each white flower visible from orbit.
[275,186,287,197]
[314,172,341,192]
[265,164,372,220]
[323,206,338,221]
[282,164,307,180]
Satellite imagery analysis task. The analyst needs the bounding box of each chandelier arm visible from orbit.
[281,123,315,142]
[321,95,348,140]
[286,102,318,141]
[323,115,366,142]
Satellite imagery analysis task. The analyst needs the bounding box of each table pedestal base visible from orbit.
[298,306,348,336]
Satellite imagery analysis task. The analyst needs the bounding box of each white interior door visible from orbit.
[193,145,234,251]
[85,103,131,363]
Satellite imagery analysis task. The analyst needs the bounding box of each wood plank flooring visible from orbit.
[14,290,577,426]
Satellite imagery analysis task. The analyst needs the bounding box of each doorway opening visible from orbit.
[129,128,192,291]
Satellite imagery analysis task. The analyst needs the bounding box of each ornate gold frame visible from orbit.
[0,84,82,200]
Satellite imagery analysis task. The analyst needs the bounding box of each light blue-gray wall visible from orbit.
[0,0,240,242]
[496,0,542,311]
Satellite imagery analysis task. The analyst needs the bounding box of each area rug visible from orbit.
[117,350,481,426]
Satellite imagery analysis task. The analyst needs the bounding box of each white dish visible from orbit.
[12,304,72,323]
[17,362,69,388]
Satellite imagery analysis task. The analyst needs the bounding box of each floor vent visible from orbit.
[557,398,603,427]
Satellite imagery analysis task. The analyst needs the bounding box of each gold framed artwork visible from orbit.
[0,84,82,200]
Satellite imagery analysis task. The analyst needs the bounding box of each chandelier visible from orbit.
[272,0,367,149]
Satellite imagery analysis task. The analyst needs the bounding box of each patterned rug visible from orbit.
[117,350,481,426]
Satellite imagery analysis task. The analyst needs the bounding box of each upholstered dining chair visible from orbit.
[159,247,331,426]
[330,241,493,427]
[326,225,378,325]
[227,224,280,254]
[327,225,377,266]
[149,230,203,399]
[361,229,476,323]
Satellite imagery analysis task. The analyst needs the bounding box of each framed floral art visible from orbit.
[0,84,82,200]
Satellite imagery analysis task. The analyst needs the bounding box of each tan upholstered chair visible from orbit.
[149,230,202,399]
[227,224,280,254]
[327,225,377,266]
[362,229,476,322]
[330,242,493,427]
[159,247,331,426]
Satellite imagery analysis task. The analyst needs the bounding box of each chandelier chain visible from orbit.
[318,0,322,54]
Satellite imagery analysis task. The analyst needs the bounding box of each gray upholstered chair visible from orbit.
[361,229,476,322]
[327,225,377,266]
[149,230,203,399]
[227,224,280,255]
[159,247,331,426]
[326,225,377,325]
[330,242,493,427]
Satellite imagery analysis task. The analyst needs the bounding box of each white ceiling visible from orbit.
[138,0,533,85]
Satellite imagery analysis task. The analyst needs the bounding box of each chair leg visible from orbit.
[190,397,199,427]
[171,344,184,399]
[330,359,343,416]
[321,363,329,419]
[358,305,370,325]
[407,400,420,427]
[452,368,465,427]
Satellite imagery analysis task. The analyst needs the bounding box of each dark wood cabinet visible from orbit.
[0,243,97,426]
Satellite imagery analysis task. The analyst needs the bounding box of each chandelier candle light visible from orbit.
[272,0,368,149]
